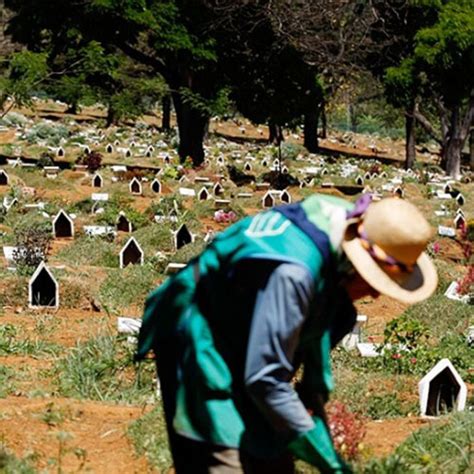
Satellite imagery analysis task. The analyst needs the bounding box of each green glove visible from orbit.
[288,416,352,473]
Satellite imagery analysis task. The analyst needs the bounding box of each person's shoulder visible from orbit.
[273,263,314,291]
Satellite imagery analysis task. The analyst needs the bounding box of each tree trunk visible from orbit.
[405,102,416,170]
[162,95,171,131]
[106,107,117,127]
[66,103,78,115]
[172,91,207,166]
[347,103,356,132]
[443,106,464,178]
[304,109,319,153]
[470,127,474,171]
[444,137,463,178]
[321,101,327,139]
[269,121,284,145]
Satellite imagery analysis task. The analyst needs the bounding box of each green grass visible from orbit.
[332,350,418,419]
[0,324,61,357]
[0,365,16,398]
[56,235,118,268]
[98,264,160,313]
[54,333,157,404]
[358,412,474,473]
[128,405,172,471]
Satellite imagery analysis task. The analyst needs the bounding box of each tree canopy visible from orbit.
[1,0,473,175]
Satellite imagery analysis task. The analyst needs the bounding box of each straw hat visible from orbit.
[342,198,437,304]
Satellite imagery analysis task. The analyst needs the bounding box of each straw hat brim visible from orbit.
[342,237,438,304]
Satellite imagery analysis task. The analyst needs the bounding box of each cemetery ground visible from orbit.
[0,104,472,472]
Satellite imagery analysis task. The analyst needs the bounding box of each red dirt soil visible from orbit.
[0,397,151,473]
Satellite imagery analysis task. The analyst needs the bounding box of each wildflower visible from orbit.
[391,353,401,360]
[432,242,440,254]
[410,357,417,364]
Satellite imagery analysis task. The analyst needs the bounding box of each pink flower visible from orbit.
[410,358,417,364]
[432,242,440,254]
[391,353,402,360]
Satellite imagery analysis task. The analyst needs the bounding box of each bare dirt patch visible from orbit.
[0,397,151,473]
[363,417,431,457]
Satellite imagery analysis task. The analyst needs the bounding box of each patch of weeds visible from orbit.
[128,406,172,471]
[46,431,86,473]
[358,412,474,473]
[40,402,65,427]
[60,278,92,309]
[367,311,474,383]
[0,365,16,398]
[404,294,473,337]
[132,224,175,254]
[57,236,118,268]
[98,264,159,312]
[55,333,157,404]
[0,324,61,357]
[170,240,207,264]
[0,443,37,474]
[332,350,418,420]
[2,275,29,308]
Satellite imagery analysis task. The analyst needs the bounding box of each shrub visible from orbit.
[281,142,305,161]
[76,151,102,172]
[12,218,52,275]
[25,122,70,145]
[37,151,55,168]
[327,401,366,461]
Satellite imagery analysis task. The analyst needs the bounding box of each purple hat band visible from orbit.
[346,193,373,219]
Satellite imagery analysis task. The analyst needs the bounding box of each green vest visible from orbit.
[137,194,353,454]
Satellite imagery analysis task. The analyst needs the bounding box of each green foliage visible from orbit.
[0,51,48,112]
[25,122,70,146]
[0,324,61,357]
[359,412,474,473]
[0,365,16,398]
[281,142,305,161]
[383,315,429,350]
[37,152,55,168]
[98,264,159,313]
[57,236,117,268]
[55,333,156,404]
[179,86,233,118]
[368,312,474,382]
[128,405,173,471]
[0,444,36,474]
[413,0,474,106]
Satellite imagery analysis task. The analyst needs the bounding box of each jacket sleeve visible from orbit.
[244,262,315,436]
[244,262,350,473]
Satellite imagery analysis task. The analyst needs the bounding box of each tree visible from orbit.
[206,1,323,151]
[367,1,438,169]
[382,0,474,177]
[6,0,220,165]
[0,50,48,117]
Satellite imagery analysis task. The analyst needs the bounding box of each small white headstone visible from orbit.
[357,343,380,358]
[438,225,456,238]
[91,193,109,201]
[418,359,467,417]
[179,187,196,197]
